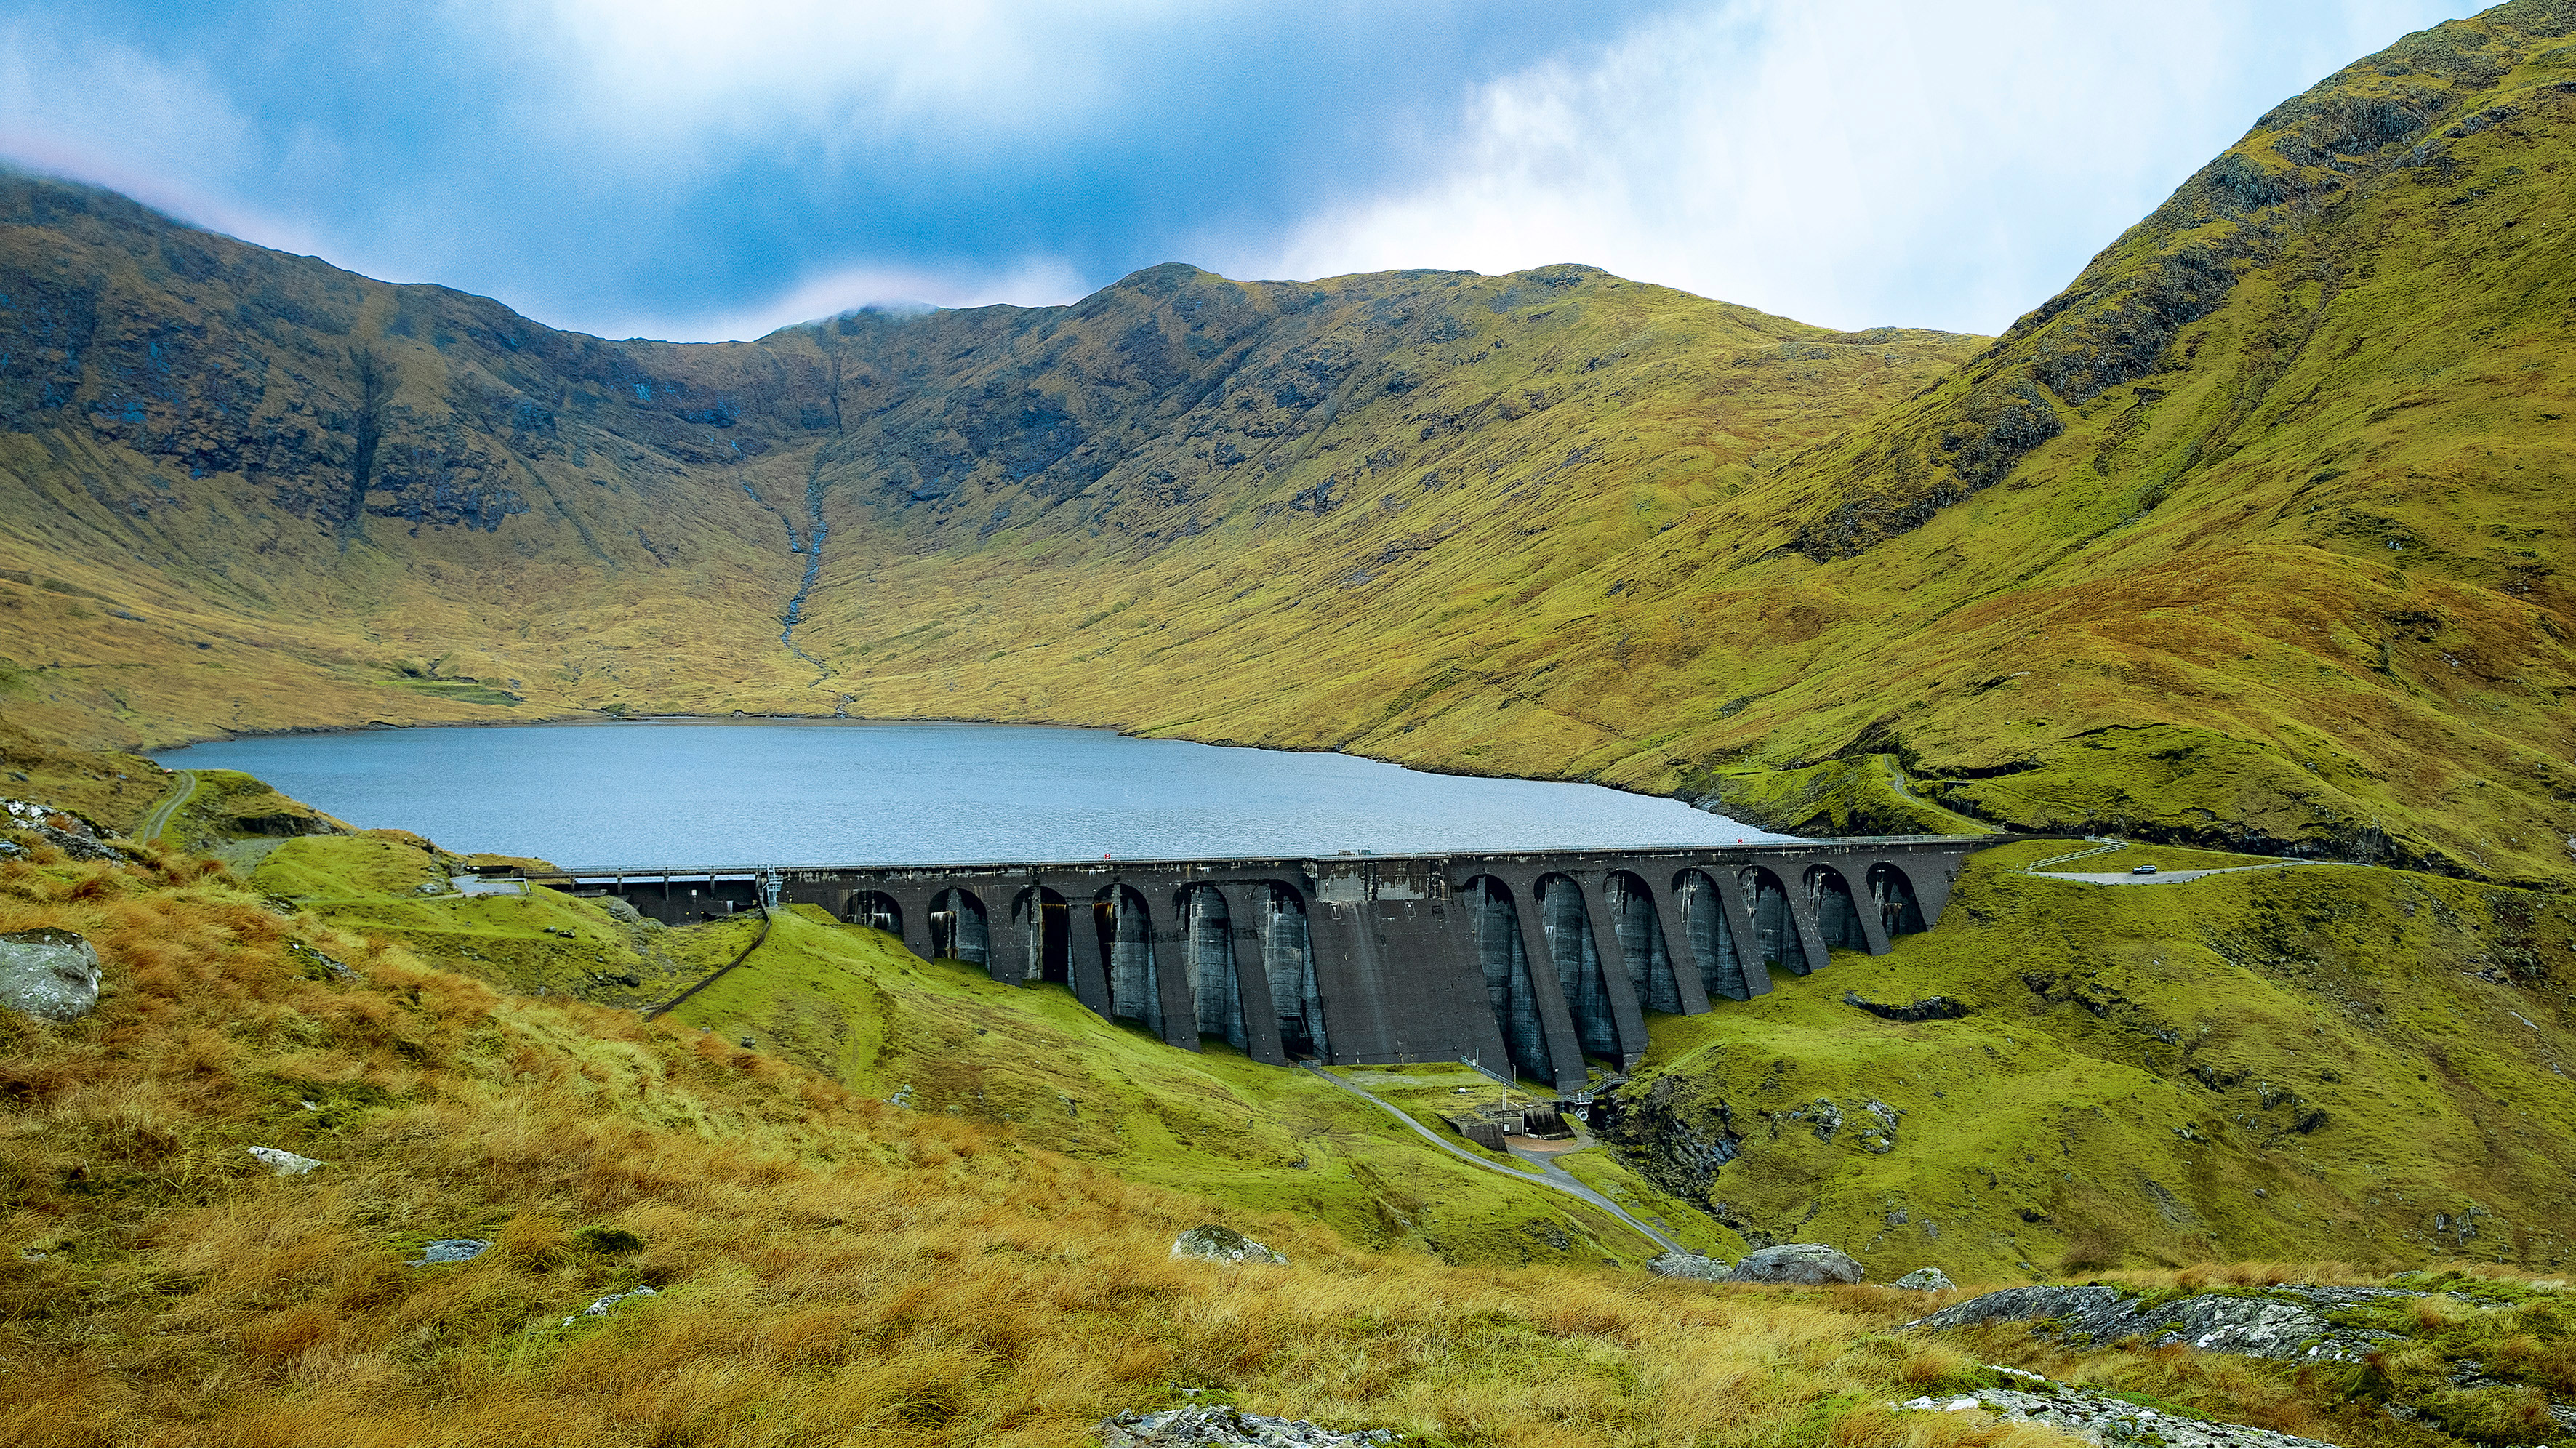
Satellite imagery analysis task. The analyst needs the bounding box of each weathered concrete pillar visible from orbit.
[1577,878,1650,1071]
[1216,886,1288,1066]
[1642,883,1712,1015]
[1491,872,1590,1093]
[984,878,1034,984]
[1067,890,1113,1020]
[1772,867,1832,976]
[881,882,942,963]
[1711,870,1775,998]
[1143,883,1200,1051]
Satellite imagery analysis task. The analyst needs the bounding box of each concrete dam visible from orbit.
[543,838,1994,1091]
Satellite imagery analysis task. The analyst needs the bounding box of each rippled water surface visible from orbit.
[153,721,1788,866]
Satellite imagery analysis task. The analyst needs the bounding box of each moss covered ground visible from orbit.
[1598,841,2576,1287]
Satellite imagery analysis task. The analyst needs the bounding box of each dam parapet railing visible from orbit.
[531,835,2012,1093]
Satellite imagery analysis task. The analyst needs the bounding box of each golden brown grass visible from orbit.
[0,846,2080,1447]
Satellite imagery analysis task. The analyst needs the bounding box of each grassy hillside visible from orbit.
[1596,841,2576,1285]
[4,750,2572,1444]
[254,830,1730,1267]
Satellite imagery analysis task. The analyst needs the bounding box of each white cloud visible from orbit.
[594,254,1090,342]
[0,19,334,257]
[1233,0,2479,334]
[488,0,1208,154]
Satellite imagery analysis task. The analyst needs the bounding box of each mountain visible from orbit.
[0,182,1971,744]
[4,0,2575,888]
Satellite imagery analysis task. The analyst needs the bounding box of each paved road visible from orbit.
[1300,1063,1687,1256]
[137,769,198,843]
[2018,839,2309,887]
[2036,862,2307,886]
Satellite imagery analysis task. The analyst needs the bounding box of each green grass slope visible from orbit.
[251,833,1725,1267]
[1596,842,2576,1284]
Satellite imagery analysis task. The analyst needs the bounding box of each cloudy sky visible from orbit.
[1,0,2480,342]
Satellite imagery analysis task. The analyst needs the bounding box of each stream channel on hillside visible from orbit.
[153,720,1789,867]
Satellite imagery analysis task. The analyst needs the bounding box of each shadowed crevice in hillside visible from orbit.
[779,447,837,683]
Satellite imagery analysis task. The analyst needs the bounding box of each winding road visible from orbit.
[2018,839,2308,886]
[1300,1063,1688,1256]
[137,769,198,843]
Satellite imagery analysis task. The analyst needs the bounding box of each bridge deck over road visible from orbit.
[539,835,1999,1093]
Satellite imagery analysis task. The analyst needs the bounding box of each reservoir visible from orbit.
[153,720,1789,866]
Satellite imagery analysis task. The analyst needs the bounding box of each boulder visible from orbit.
[247,1146,324,1176]
[1646,1251,1730,1281]
[1171,1225,1287,1266]
[1894,1267,1954,1292]
[1725,1243,1863,1285]
[0,928,102,1021]
[1099,1403,1392,1446]
[562,1285,657,1328]
[407,1237,491,1266]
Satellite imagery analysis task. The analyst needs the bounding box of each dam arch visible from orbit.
[1739,867,1804,975]
[1805,866,1866,953]
[928,888,989,967]
[846,890,903,935]
[1869,863,1927,937]
[1010,885,1072,983]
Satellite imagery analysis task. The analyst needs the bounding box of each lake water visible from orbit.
[152,721,1788,867]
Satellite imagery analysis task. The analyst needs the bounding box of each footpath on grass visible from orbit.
[1300,1063,1685,1255]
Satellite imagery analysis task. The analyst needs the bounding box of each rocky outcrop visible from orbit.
[1907,1283,2417,1362]
[1893,1267,1954,1292]
[406,1238,490,1266]
[1726,1243,1863,1285]
[562,1285,657,1327]
[0,929,102,1021]
[1099,1403,1395,1447]
[246,1146,324,1176]
[0,800,130,863]
[1898,1364,2333,1448]
[1842,990,1972,1022]
[1646,1251,1730,1281]
[1171,1226,1287,1266]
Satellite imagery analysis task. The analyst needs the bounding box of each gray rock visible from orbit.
[1898,1364,2333,1447]
[1894,1267,1954,1292]
[407,1237,491,1266]
[246,1145,324,1176]
[0,928,100,1021]
[0,800,129,863]
[563,1285,657,1326]
[1099,1402,1392,1447]
[1908,1283,2415,1362]
[1171,1225,1288,1266]
[1725,1243,1863,1285]
[1647,1251,1730,1281]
